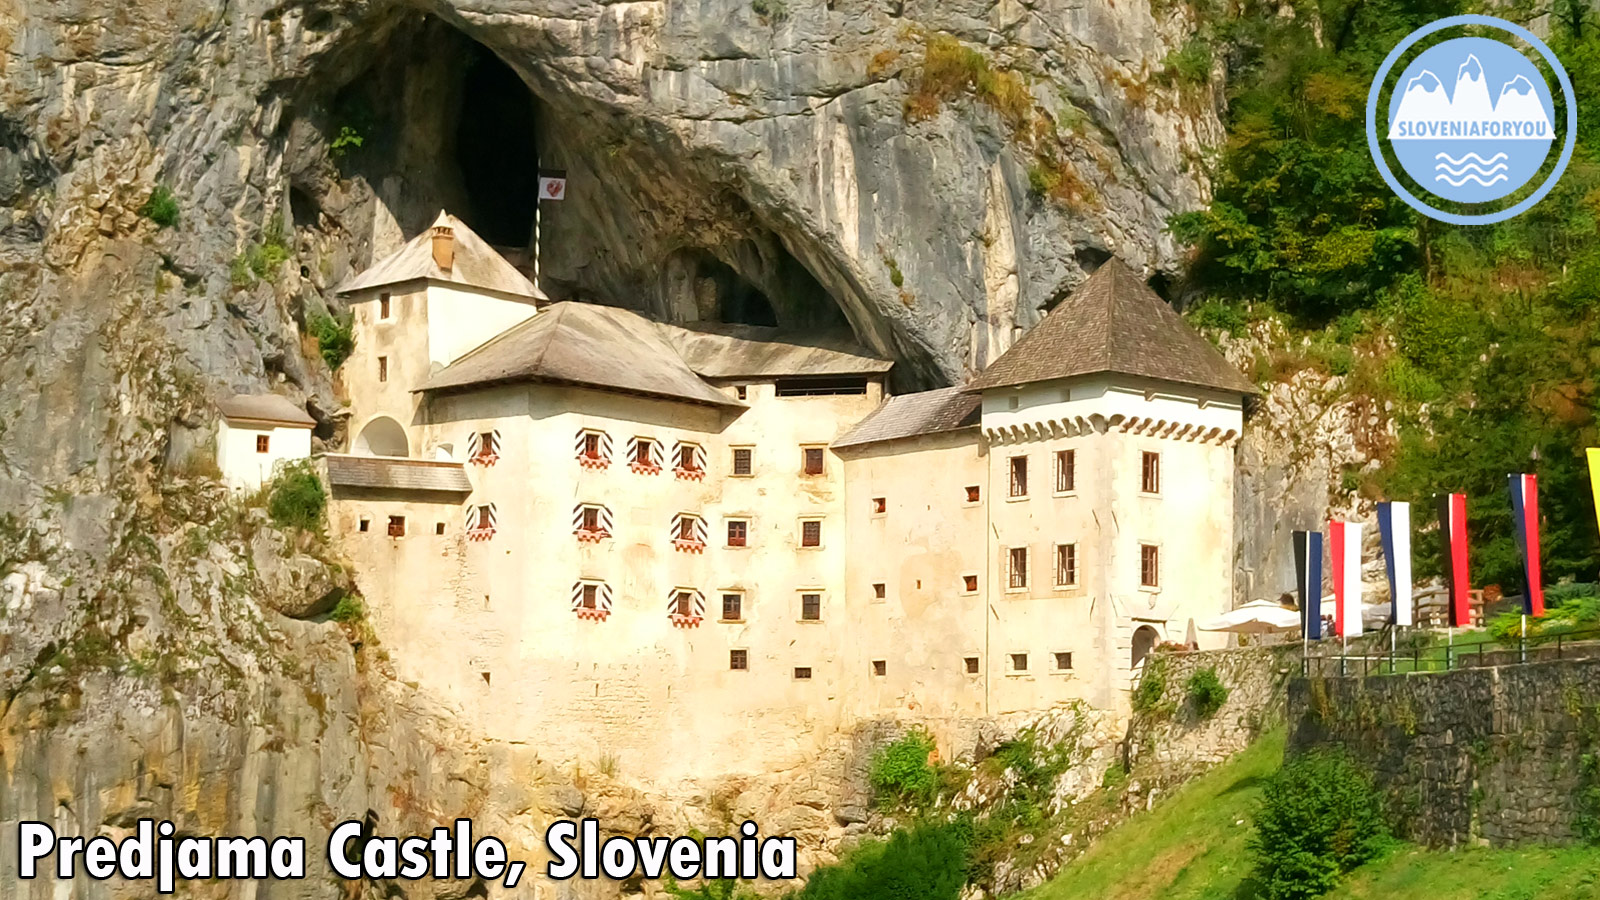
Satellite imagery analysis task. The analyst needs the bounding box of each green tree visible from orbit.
[1250,750,1390,900]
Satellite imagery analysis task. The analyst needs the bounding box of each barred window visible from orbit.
[732,447,753,475]
[1008,547,1028,589]
[1141,452,1160,494]
[1009,456,1028,497]
[1140,544,1160,588]
[801,593,822,621]
[722,593,743,621]
[800,519,822,548]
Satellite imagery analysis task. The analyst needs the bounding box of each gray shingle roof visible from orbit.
[324,454,473,494]
[334,212,542,300]
[667,323,892,379]
[966,258,1255,395]
[217,393,315,427]
[417,303,745,409]
[832,387,981,450]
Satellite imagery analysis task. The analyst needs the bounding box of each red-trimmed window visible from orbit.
[466,504,497,541]
[629,436,661,474]
[673,441,706,480]
[573,503,612,542]
[576,429,611,469]
[469,430,500,466]
[672,514,706,552]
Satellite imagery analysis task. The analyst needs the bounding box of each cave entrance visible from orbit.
[454,44,540,248]
[702,257,779,327]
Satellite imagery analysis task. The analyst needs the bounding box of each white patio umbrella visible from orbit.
[1199,598,1301,634]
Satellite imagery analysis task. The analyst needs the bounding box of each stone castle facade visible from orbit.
[257,213,1252,784]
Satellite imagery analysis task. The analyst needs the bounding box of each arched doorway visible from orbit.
[1131,625,1161,670]
[354,416,409,457]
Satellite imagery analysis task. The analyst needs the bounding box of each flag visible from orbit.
[1508,474,1544,617]
[1436,493,1471,627]
[1330,521,1364,637]
[538,169,568,201]
[1377,501,1413,627]
[1588,449,1600,542]
[1294,530,1324,640]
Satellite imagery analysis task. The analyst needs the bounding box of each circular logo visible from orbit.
[1366,15,1577,224]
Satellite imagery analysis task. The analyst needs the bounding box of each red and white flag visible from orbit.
[1330,520,1364,637]
[538,169,567,201]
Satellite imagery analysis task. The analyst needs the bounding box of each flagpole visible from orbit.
[532,193,541,293]
[1521,613,1527,664]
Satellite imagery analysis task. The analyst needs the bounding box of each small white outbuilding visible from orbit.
[216,394,316,491]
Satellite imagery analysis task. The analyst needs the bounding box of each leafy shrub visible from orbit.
[267,460,326,531]
[1186,300,1249,335]
[1250,751,1390,900]
[140,185,180,228]
[791,823,968,900]
[1131,655,1170,716]
[1186,667,1230,719]
[329,594,365,625]
[869,729,938,809]
[1163,38,1213,86]
[1488,589,1600,644]
[330,125,364,159]
[308,311,356,370]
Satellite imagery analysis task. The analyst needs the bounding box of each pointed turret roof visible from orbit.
[334,212,541,300]
[967,258,1254,395]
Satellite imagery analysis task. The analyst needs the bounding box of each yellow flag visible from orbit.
[1588,449,1600,535]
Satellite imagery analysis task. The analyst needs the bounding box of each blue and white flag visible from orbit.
[1293,530,1324,640]
[1377,501,1413,627]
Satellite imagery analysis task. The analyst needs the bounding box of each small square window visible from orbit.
[722,593,743,621]
[378,356,389,383]
[379,292,392,319]
[677,443,702,473]
[872,497,887,515]
[794,666,812,680]
[1009,456,1028,497]
[1141,544,1160,588]
[802,447,825,476]
[582,507,601,532]
[633,438,655,467]
[580,584,598,609]
[255,434,270,453]
[800,519,822,548]
[736,385,748,400]
[872,582,886,600]
[1142,451,1161,494]
[872,660,887,676]
[730,649,748,670]
[435,522,446,535]
[964,656,980,674]
[387,515,406,538]
[732,447,753,476]
[1055,652,1074,671]
[358,518,370,533]
[1056,449,1076,493]
[963,574,978,593]
[727,520,748,547]
[965,485,981,503]
[673,591,695,617]
[800,593,822,621]
[1010,653,1028,673]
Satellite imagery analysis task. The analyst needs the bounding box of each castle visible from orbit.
[240,213,1251,783]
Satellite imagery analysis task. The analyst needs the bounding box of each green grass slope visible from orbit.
[1023,730,1600,900]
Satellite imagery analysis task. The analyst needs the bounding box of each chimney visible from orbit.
[431,224,455,271]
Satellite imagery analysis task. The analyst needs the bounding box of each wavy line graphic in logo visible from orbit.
[1385,37,1556,203]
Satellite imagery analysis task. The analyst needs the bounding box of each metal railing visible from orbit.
[1301,625,1600,678]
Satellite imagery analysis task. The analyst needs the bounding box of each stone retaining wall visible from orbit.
[1287,658,1600,847]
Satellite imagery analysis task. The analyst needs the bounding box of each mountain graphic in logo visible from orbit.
[1383,37,1557,203]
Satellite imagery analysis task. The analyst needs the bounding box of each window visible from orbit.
[1141,544,1160,588]
[1141,451,1160,494]
[672,513,705,550]
[730,649,748,670]
[1009,456,1028,497]
[871,497,887,515]
[721,593,743,621]
[634,438,655,467]
[572,581,612,620]
[731,447,753,476]
[872,660,887,676]
[471,431,500,465]
[1008,547,1028,589]
[1007,395,1020,410]
[250,433,269,454]
[435,522,446,535]
[800,593,822,621]
[676,442,703,474]
[358,518,370,533]
[673,591,695,617]
[582,507,600,531]
[1055,449,1076,493]
[736,385,748,400]
[377,356,389,383]
[575,503,611,541]
[800,519,822,548]
[965,485,981,503]
[794,667,812,680]
[1055,543,1078,587]
[679,517,697,541]
[964,656,980,674]
[583,433,601,458]
[726,519,748,548]
[576,429,611,467]
[379,292,391,319]
[1010,653,1029,673]
[802,447,825,476]
[1054,652,1074,671]
[872,582,886,600]
[775,376,867,396]
[467,505,496,540]
[387,515,406,538]
[580,584,599,609]
[962,574,978,593]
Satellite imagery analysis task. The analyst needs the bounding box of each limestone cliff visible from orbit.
[0,0,1226,895]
